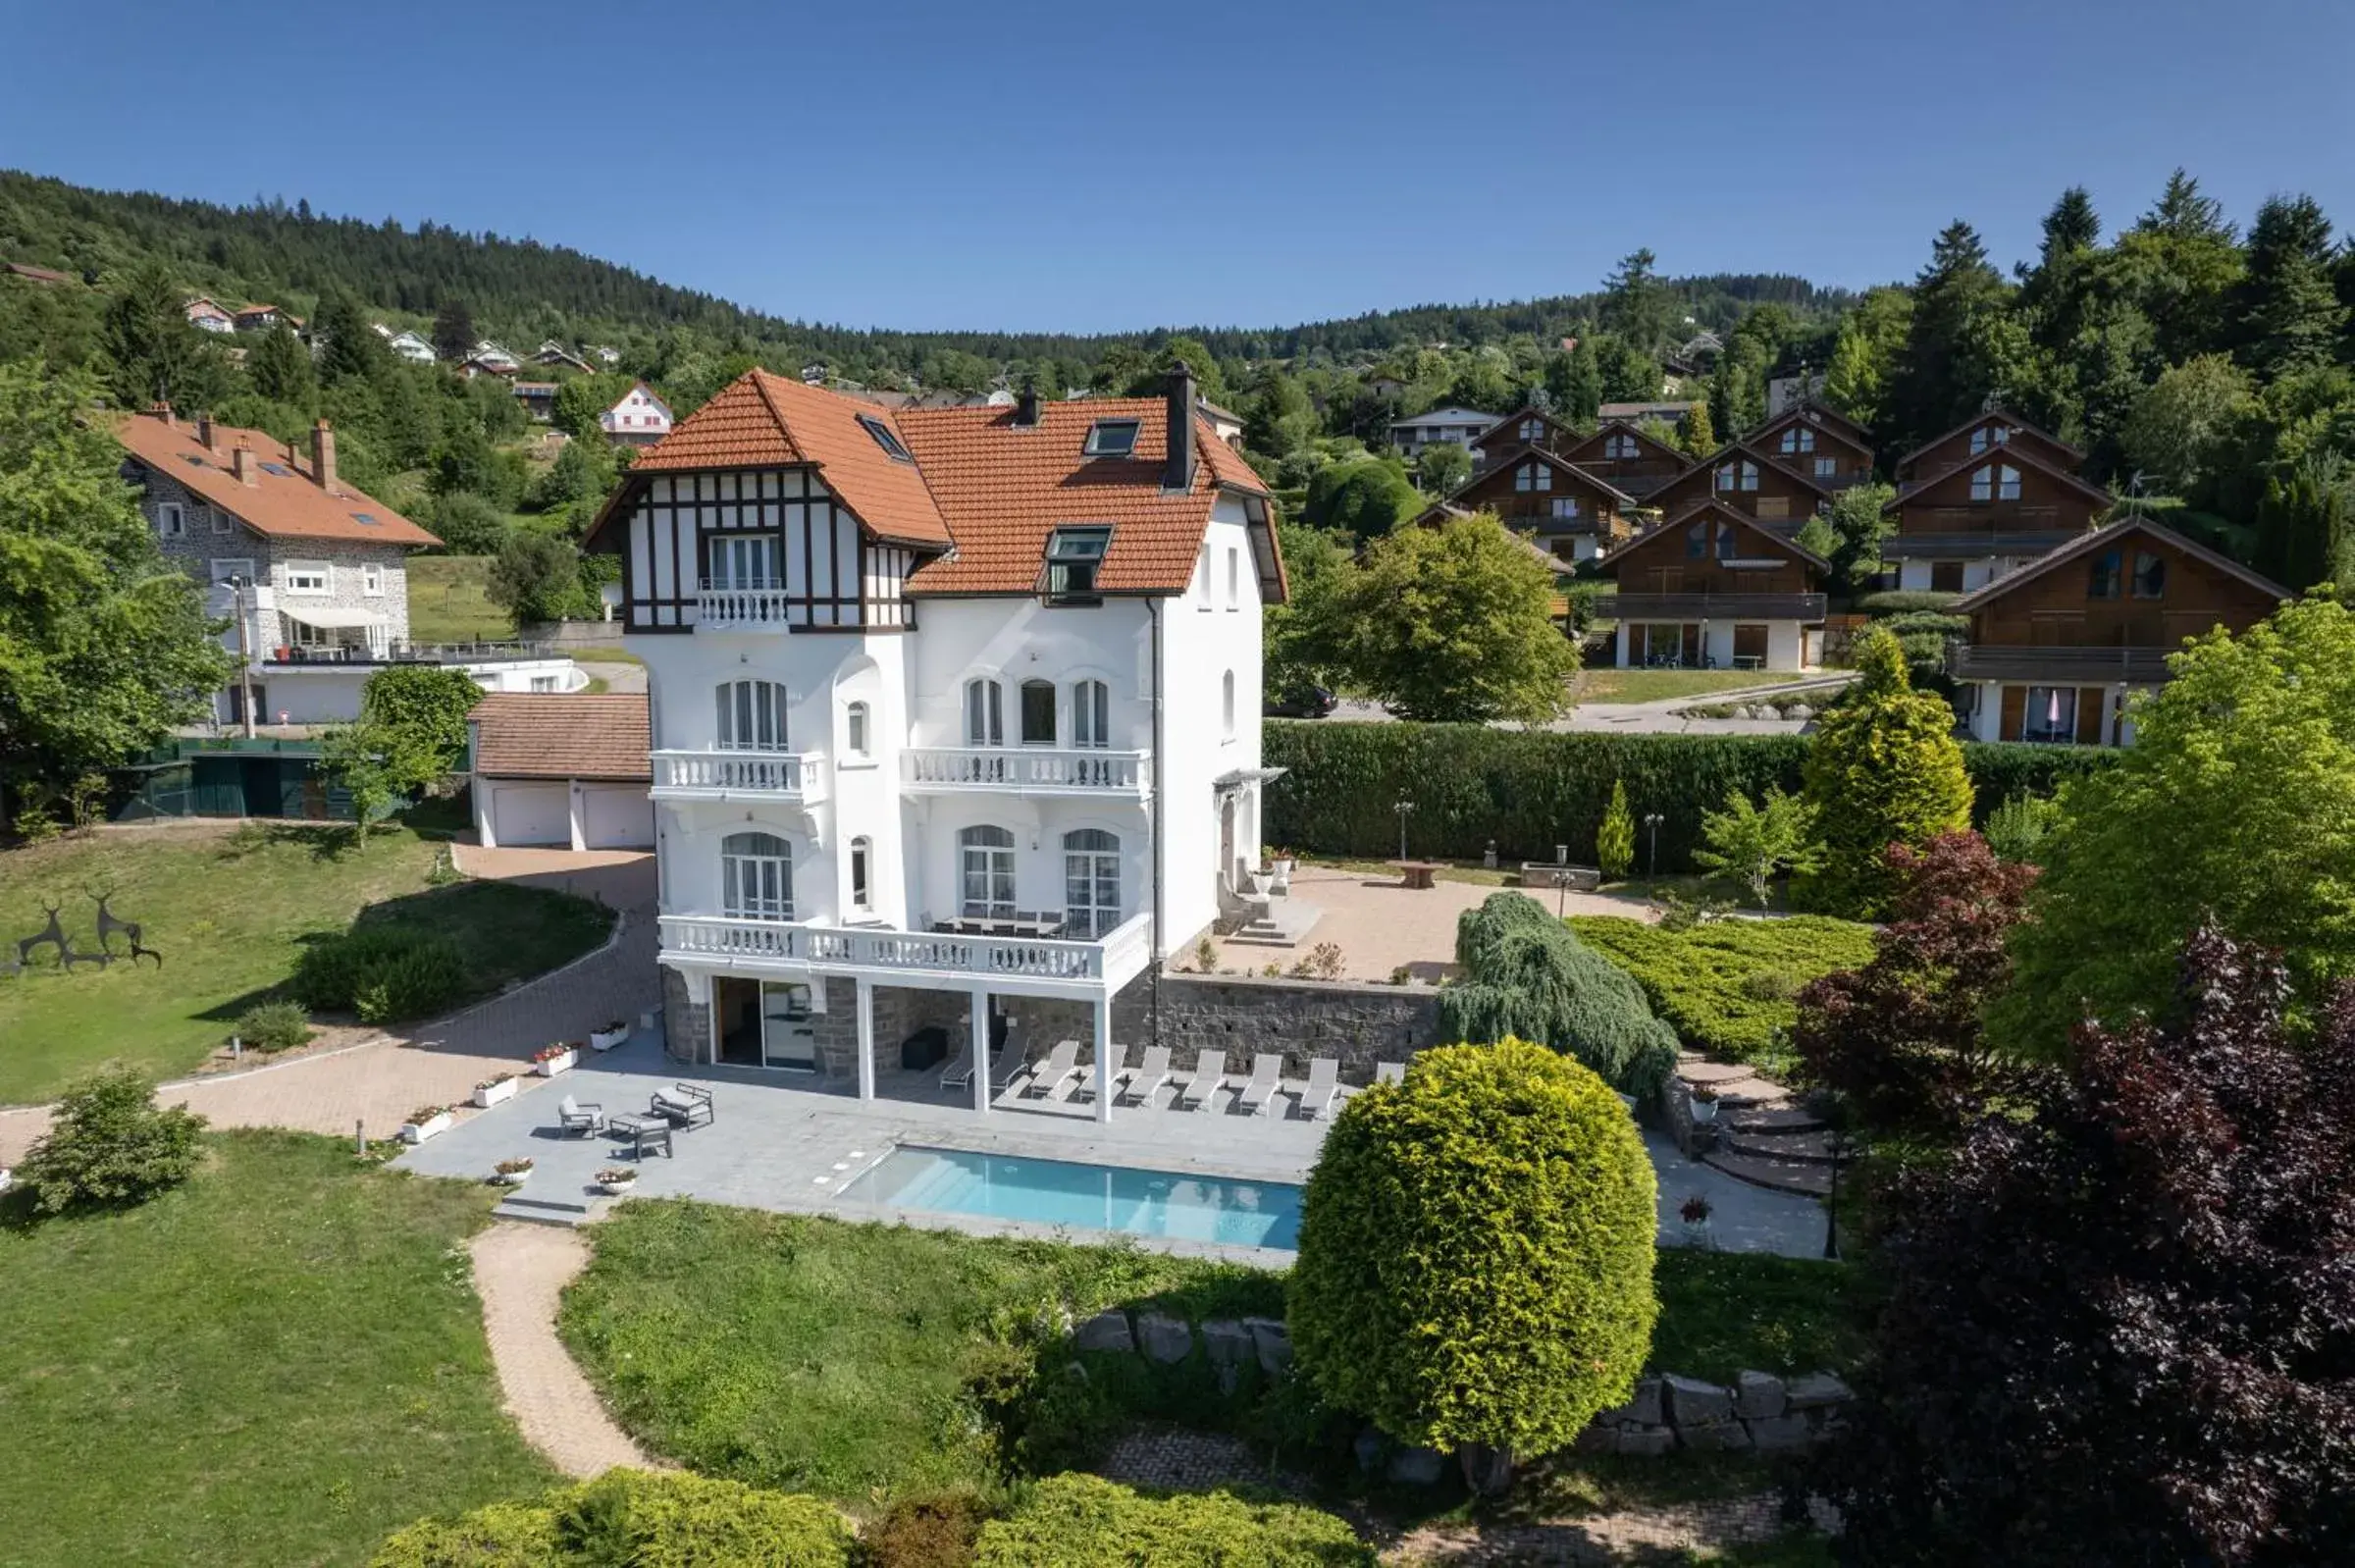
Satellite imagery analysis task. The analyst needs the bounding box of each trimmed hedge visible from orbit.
[971,1475,1371,1567]
[1264,722,2115,872]
[292,924,469,1023]
[369,1469,854,1567]
[1569,915,1877,1066]
[1857,589,1962,614]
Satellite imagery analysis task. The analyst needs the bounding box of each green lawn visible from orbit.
[0,1131,555,1566]
[0,826,612,1103]
[1568,669,1821,705]
[1570,915,1878,1071]
[561,1202,1866,1507]
[406,555,512,644]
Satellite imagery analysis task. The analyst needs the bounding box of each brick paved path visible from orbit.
[469,1221,657,1478]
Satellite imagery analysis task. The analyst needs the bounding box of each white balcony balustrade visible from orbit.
[901,747,1150,797]
[651,750,826,803]
[696,583,796,630]
[659,910,1153,994]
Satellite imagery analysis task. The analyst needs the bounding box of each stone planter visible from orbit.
[589,1023,630,1053]
[596,1172,638,1197]
[534,1049,578,1077]
[401,1111,452,1145]
[473,1078,519,1109]
[491,1166,532,1187]
[1681,1218,1714,1250]
[1690,1095,1719,1124]
[1248,871,1274,899]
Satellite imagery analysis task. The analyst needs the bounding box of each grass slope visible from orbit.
[1567,669,1818,706]
[1569,915,1876,1069]
[405,555,511,644]
[0,1131,554,1566]
[0,826,611,1103]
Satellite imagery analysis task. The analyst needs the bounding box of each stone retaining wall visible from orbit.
[1111,971,1439,1082]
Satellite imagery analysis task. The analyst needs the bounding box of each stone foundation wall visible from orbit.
[659,967,706,1064]
[1112,969,1439,1082]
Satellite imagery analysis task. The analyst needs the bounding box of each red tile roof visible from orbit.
[112,410,440,548]
[469,693,651,781]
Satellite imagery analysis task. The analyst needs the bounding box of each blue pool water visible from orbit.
[839,1146,1302,1251]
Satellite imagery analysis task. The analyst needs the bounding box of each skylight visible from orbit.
[1082,420,1140,458]
[349,512,381,527]
[260,461,293,477]
[857,414,912,461]
[1043,526,1113,601]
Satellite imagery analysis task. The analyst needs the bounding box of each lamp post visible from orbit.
[1393,799,1416,862]
[1822,1127,1847,1261]
[228,575,256,739]
[1643,811,1664,880]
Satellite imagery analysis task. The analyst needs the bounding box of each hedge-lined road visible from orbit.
[0,847,656,1167]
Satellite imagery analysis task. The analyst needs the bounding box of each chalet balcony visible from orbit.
[1948,644,2175,685]
[1608,592,1828,622]
[1881,529,2083,559]
[658,910,1154,997]
[696,583,795,630]
[651,749,827,804]
[901,747,1151,798]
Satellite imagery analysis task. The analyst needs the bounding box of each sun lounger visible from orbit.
[1374,1061,1406,1085]
[1176,1050,1228,1111]
[1297,1057,1340,1120]
[1235,1052,1285,1117]
[986,1037,1030,1092]
[1022,1039,1082,1099]
[1119,1044,1173,1107]
[937,1038,975,1090]
[555,1094,605,1136]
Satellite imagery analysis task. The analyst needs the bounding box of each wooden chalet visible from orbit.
[1471,406,1584,470]
[1648,440,1832,528]
[1882,422,2110,594]
[1415,445,1636,563]
[1896,407,2083,487]
[1595,498,1829,671]
[1744,402,1875,491]
[1949,515,2284,747]
[1557,418,1688,500]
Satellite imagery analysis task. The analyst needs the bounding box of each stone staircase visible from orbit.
[491,1191,600,1228]
[1221,895,1324,949]
[1677,1054,1837,1199]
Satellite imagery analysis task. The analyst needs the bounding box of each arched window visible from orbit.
[1064,829,1122,938]
[849,835,872,911]
[721,831,792,919]
[964,678,1004,746]
[1073,679,1110,749]
[1221,671,1235,740]
[716,681,788,751]
[845,701,869,758]
[959,825,1016,921]
[1019,678,1057,746]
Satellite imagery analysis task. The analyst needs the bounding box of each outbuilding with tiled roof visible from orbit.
[469,693,654,850]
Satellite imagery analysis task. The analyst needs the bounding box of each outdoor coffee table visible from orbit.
[1388,860,1441,890]
[610,1113,673,1160]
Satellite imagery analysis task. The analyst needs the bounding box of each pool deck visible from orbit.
[394,1026,1828,1264]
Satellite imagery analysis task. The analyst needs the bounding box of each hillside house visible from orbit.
[185,296,236,333]
[114,407,580,725]
[233,303,293,333]
[1597,399,1699,427]
[513,381,558,422]
[1387,405,1497,459]
[1648,440,1832,528]
[1558,419,1689,500]
[1417,446,1636,563]
[602,381,675,446]
[1471,407,1585,470]
[1596,499,1829,671]
[582,369,1283,1102]
[1883,418,2110,593]
[1895,407,2083,487]
[534,340,594,373]
[1744,403,1875,490]
[387,329,437,363]
[469,340,522,373]
[1947,516,2283,747]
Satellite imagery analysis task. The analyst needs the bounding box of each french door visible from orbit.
[707,535,780,591]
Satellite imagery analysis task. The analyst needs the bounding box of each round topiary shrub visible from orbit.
[861,1490,988,1568]
[970,1474,1370,1567]
[1287,1038,1657,1490]
[234,999,314,1054]
[368,1470,853,1567]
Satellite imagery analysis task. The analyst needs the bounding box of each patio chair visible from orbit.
[1235,1052,1285,1117]
[555,1094,605,1136]
[1021,1039,1083,1100]
[1374,1061,1406,1086]
[651,1082,714,1128]
[937,1037,976,1091]
[1176,1051,1228,1112]
[1296,1057,1340,1121]
[1119,1044,1173,1107]
[985,1036,1030,1093]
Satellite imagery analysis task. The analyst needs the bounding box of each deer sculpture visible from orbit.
[17,903,68,969]
[92,893,161,967]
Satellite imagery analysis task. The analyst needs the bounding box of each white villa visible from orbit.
[584,369,1285,1117]
[601,381,674,446]
[117,407,583,724]
[1386,405,1497,460]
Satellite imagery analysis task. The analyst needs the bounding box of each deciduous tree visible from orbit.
[1692,785,1823,909]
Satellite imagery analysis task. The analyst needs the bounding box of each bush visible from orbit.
[1289,1041,1656,1487]
[15,1066,206,1216]
[423,491,513,554]
[861,1492,988,1568]
[234,1000,314,1054]
[1439,893,1678,1097]
[971,1475,1370,1568]
[370,1470,853,1568]
[293,925,469,1022]
[1856,589,1962,614]
[1568,915,1877,1066]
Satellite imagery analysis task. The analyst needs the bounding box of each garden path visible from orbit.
[1387,1493,1836,1563]
[468,1220,657,1479]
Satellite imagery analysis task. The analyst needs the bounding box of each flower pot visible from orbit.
[597,1175,638,1197]
[491,1168,532,1187]
[1248,872,1273,899]
[1682,1219,1714,1250]
[534,1049,577,1077]
[401,1112,452,1145]
[589,1024,629,1053]
[473,1078,519,1109]
[1689,1096,1719,1124]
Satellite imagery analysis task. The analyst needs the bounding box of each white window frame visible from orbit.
[844,701,870,759]
[208,557,255,585]
[158,501,185,539]
[849,836,873,913]
[721,831,794,920]
[1063,828,1122,939]
[208,505,230,536]
[1195,547,1213,610]
[281,559,331,594]
[529,675,559,693]
[1073,679,1111,750]
[958,825,1017,920]
[361,562,385,597]
[965,678,1005,747]
[716,679,790,751]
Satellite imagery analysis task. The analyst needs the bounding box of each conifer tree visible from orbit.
[1800,627,1972,916]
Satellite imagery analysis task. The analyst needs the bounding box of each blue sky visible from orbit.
[5,0,2352,335]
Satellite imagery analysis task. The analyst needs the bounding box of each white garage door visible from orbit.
[580,785,654,850]
[490,782,571,847]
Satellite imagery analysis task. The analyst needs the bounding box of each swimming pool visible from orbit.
[837,1146,1303,1251]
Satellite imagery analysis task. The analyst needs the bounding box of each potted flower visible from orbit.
[491,1157,534,1187]
[589,1019,630,1053]
[473,1072,520,1109]
[1268,848,1295,894]
[1688,1084,1720,1124]
[402,1104,453,1144]
[1680,1194,1714,1248]
[595,1167,639,1196]
[533,1042,578,1077]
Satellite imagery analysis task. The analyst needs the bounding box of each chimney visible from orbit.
[231,443,257,486]
[157,400,176,428]
[310,419,337,492]
[196,413,214,449]
[1014,379,1040,429]
[1163,365,1196,493]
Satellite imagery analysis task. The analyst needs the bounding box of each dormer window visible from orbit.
[1043,525,1112,601]
[1082,419,1140,458]
[857,414,913,462]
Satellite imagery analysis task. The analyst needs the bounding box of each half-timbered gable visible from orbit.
[1948,516,2285,746]
[1648,441,1831,527]
[1896,407,2081,486]
[1559,419,1687,499]
[1744,403,1876,489]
